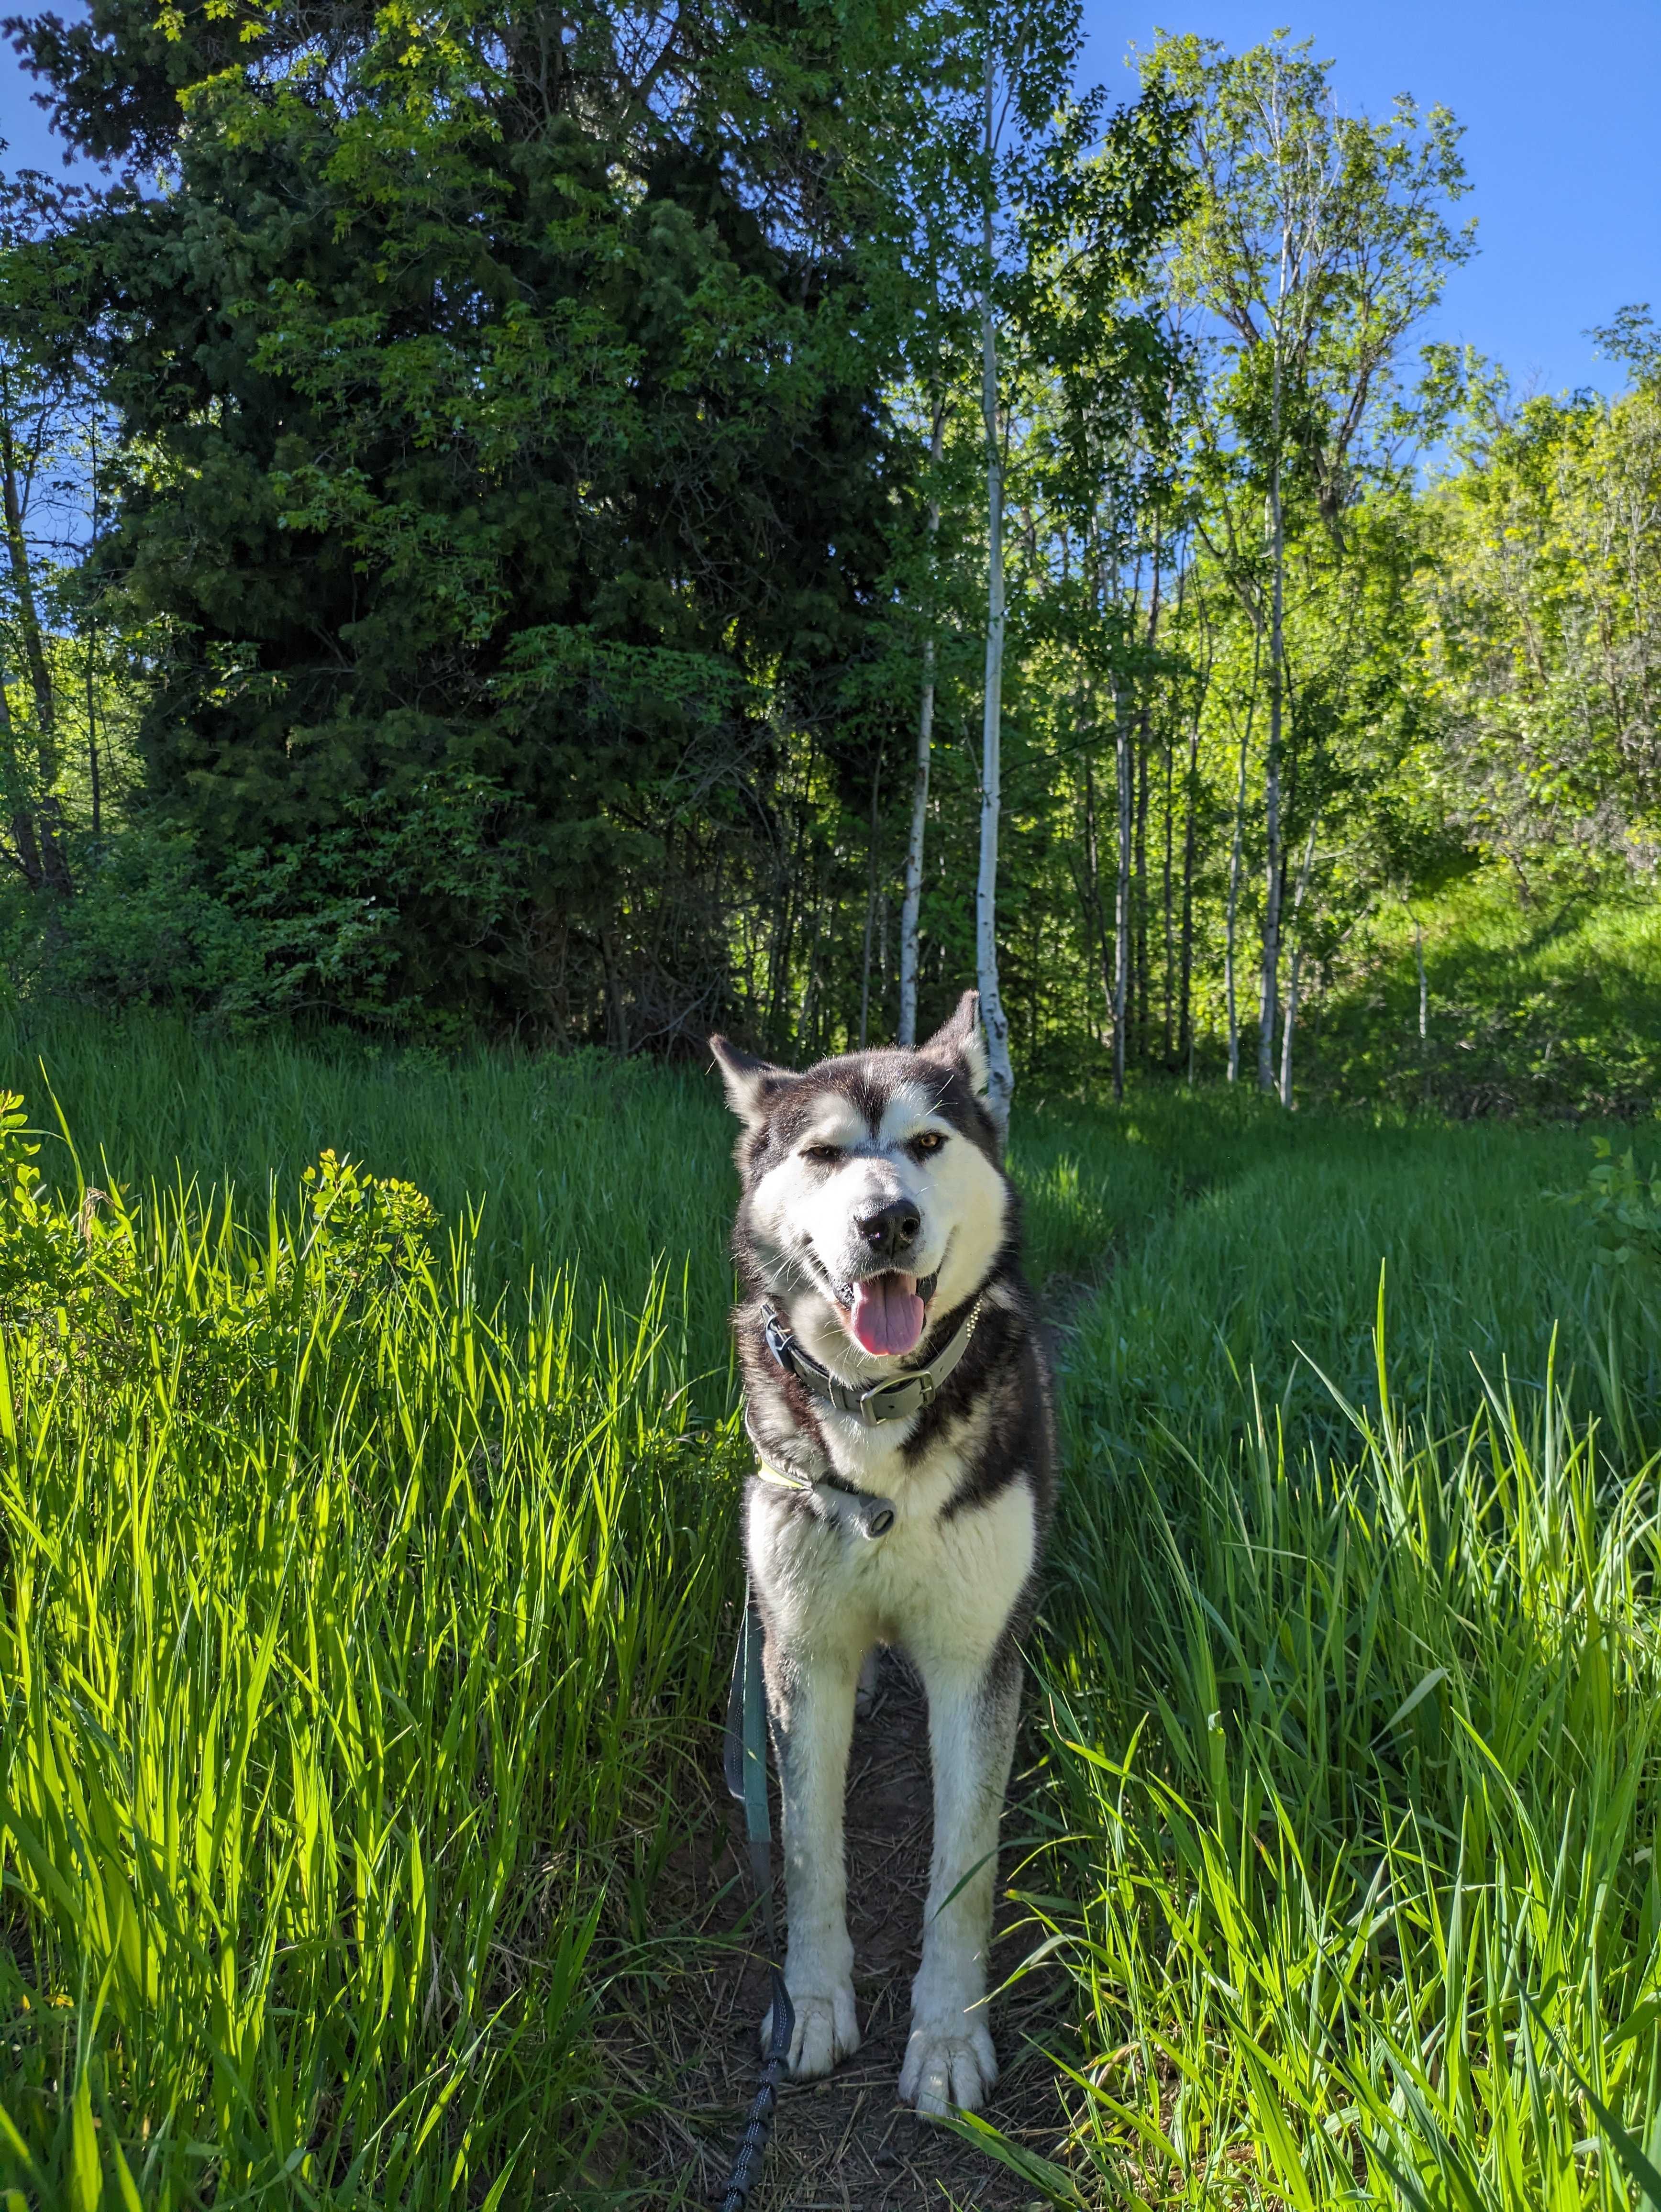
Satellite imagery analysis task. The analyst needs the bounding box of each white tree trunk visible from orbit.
[1416,916,1428,1043]
[1279,938,1303,1108]
[1225,706,1249,1082]
[1222,627,1261,1084]
[974,61,1014,1132]
[1259,398,1285,1093]
[0,392,72,896]
[898,396,947,1048]
[1416,912,1429,1104]
[857,753,882,1049]
[1113,680,1132,1104]
[1278,815,1318,1107]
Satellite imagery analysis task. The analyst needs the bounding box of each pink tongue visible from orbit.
[847,1273,925,1358]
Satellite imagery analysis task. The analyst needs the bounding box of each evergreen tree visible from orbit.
[10,0,927,1036]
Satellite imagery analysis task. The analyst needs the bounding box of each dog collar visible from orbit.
[758,1289,983,1428]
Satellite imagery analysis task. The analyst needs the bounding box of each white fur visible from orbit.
[751,1402,1034,2112]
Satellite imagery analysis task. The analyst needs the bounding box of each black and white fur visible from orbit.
[711,991,1055,2117]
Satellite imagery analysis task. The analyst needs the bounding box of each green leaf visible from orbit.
[1382,1667,1448,1733]
[68,2069,101,2212]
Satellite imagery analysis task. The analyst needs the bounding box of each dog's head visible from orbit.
[710,992,1012,1363]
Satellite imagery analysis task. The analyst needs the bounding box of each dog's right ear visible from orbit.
[709,1036,796,1129]
[919,989,989,1096]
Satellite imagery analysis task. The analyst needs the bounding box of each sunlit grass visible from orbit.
[3,1010,1659,2207]
[0,1107,741,2204]
[1034,1320,1661,2207]
[1309,865,1661,1117]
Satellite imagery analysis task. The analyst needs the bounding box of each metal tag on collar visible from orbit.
[824,1487,896,1539]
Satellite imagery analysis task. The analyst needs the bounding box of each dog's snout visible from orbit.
[857,1199,921,1260]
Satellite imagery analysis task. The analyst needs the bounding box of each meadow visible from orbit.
[2,1005,1660,2209]
[1305,868,1661,1121]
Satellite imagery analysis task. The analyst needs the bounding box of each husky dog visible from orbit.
[710,990,1054,2117]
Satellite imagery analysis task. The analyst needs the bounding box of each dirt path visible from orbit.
[615,1646,1078,2210]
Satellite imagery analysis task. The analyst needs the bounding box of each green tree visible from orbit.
[1425,321,1661,893]
[0,159,93,899]
[10,0,934,1037]
[1144,30,1472,1098]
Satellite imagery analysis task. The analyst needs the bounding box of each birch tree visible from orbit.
[897,392,947,1047]
[0,163,88,899]
[1004,83,1191,1104]
[1426,321,1661,883]
[974,37,1016,1127]
[951,0,1154,1126]
[0,356,73,896]
[1145,30,1471,1094]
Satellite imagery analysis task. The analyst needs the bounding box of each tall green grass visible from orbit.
[2,1005,1209,1344]
[1034,1332,1661,2208]
[1,1006,739,1352]
[5,1010,1661,2209]
[0,1105,740,2205]
[1058,1112,1655,1474]
[1021,1120,1661,2207]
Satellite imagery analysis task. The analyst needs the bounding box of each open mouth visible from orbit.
[836,1270,927,1359]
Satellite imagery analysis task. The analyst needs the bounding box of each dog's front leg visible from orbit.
[899,1647,1020,2116]
[763,1637,861,2078]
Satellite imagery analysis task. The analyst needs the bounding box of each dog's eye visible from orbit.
[910,1131,946,1158]
[801,1144,842,1166]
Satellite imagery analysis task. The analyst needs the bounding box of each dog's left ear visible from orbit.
[709,1035,796,1129]
[919,989,989,1096]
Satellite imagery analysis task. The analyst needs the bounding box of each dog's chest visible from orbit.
[750,1396,1035,1664]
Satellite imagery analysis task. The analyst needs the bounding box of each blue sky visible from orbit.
[3,1,1657,398]
[1084,2,1661,398]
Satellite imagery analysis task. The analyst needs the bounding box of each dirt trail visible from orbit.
[617,1646,1077,2210]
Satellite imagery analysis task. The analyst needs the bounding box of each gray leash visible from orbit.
[719,1582,793,2212]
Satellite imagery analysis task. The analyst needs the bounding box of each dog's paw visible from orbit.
[762,1983,860,2080]
[898,2013,997,2117]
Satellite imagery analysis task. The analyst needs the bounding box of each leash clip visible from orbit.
[763,1307,795,1370]
[836,1491,896,1539]
[747,1426,897,1542]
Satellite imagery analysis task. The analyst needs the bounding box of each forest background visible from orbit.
[0,0,1658,1118]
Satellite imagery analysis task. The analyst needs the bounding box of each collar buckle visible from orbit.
[855,1369,935,1426]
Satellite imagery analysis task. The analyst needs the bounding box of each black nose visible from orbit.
[856,1200,920,1261]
